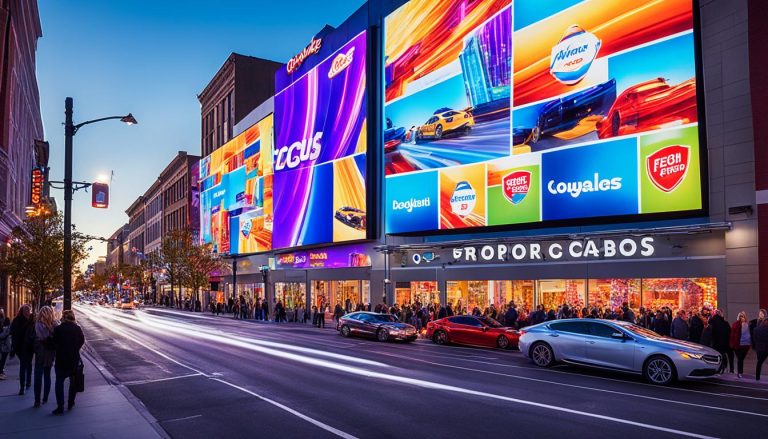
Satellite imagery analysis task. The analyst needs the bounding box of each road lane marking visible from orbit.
[165,414,203,423]
[370,350,768,420]
[124,373,203,386]
[81,306,719,437]
[79,305,360,439]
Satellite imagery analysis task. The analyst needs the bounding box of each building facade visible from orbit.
[198,53,281,157]
[0,0,44,315]
[126,195,146,265]
[197,0,764,324]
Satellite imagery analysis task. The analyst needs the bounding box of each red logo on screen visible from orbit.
[502,170,531,205]
[328,47,355,79]
[646,145,690,192]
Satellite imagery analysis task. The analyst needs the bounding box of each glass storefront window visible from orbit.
[641,278,717,312]
[536,279,586,313]
[239,283,265,303]
[447,281,488,315]
[275,282,306,310]
[412,281,439,306]
[588,279,640,313]
[362,281,371,307]
[491,281,534,311]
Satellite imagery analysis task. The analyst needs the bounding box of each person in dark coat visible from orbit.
[531,305,546,325]
[709,310,733,374]
[10,304,34,395]
[33,306,58,407]
[0,308,11,380]
[753,319,768,381]
[670,310,690,341]
[52,310,85,414]
[688,309,705,344]
[505,302,519,329]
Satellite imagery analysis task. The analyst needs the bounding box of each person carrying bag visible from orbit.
[52,310,85,415]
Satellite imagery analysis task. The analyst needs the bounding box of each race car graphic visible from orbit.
[596,77,697,139]
[530,78,616,143]
[334,206,367,231]
[417,108,475,141]
[384,118,407,153]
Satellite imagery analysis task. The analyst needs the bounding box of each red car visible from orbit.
[426,315,520,349]
[596,77,697,139]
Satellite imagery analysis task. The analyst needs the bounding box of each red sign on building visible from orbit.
[92,182,110,208]
[30,168,44,205]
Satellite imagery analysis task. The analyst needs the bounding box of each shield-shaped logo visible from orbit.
[646,145,690,193]
[502,170,531,205]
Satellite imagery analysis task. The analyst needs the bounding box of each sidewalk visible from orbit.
[0,350,165,438]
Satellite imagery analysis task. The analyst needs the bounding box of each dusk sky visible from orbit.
[37,0,366,267]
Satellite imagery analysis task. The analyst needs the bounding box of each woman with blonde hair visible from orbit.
[730,311,752,378]
[33,306,58,407]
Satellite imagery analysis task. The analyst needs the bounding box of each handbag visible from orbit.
[72,358,85,393]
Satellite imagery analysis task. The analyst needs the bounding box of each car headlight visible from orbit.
[677,350,704,360]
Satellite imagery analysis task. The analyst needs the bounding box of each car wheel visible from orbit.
[530,342,554,367]
[433,330,448,345]
[496,335,509,349]
[377,328,389,342]
[434,124,443,139]
[340,325,351,337]
[644,356,676,386]
[611,112,621,137]
[531,126,540,143]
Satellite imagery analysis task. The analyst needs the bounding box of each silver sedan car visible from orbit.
[519,319,721,385]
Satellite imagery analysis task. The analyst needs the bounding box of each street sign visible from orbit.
[92,182,109,208]
[30,168,44,205]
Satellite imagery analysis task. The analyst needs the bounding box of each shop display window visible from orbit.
[588,279,640,313]
[536,279,586,312]
[491,281,534,310]
[275,282,306,309]
[641,278,717,312]
[447,281,488,315]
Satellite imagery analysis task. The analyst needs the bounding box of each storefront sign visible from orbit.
[30,168,44,205]
[286,37,322,74]
[276,243,372,269]
[402,232,725,267]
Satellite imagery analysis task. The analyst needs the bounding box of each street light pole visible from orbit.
[63,97,74,311]
[60,97,136,311]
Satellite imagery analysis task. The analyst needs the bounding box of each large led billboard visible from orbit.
[199,115,274,254]
[384,0,704,234]
[273,30,368,249]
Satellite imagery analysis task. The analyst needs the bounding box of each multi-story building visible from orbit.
[160,151,200,240]
[198,53,281,157]
[126,195,146,265]
[106,224,130,268]
[144,178,163,256]
[0,0,44,315]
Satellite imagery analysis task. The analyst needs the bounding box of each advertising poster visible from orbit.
[273,30,368,249]
[439,163,486,229]
[276,243,373,269]
[199,114,274,254]
[384,0,703,234]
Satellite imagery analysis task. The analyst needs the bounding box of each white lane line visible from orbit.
[165,414,203,423]
[124,373,203,386]
[79,306,359,439]
[371,350,768,420]
[85,306,717,437]
[212,379,359,439]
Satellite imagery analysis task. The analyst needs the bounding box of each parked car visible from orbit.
[426,315,520,349]
[384,118,407,153]
[530,78,616,143]
[417,108,474,141]
[337,312,418,342]
[595,77,697,139]
[518,319,721,385]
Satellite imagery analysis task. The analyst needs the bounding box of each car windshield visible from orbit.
[371,314,398,323]
[622,324,663,339]
[478,317,503,328]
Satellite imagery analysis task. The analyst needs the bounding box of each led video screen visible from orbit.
[384,0,703,234]
[272,30,368,249]
[199,115,274,254]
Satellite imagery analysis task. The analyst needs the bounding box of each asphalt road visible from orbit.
[75,305,768,439]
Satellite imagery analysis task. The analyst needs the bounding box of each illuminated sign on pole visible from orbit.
[92,182,109,208]
[30,168,44,205]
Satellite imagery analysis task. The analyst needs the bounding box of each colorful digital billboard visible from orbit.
[384,0,704,234]
[199,115,274,254]
[273,30,368,249]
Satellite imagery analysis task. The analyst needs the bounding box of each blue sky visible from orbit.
[37,0,365,267]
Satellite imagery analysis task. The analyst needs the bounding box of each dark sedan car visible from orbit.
[530,78,616,143]
[337,312,418,342]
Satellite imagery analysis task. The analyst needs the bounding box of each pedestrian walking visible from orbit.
[33,306,58,407]
[52,310,85,415]
[670,310,690,341]
[689,309,705,344]
[753,319,768,381]
[749,309,767,347]
[0,308,11,380]
[10,304,35,395]
[730,311,752,378]
[710,310,733,374]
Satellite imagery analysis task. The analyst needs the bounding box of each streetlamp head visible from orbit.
[120,113,138,125]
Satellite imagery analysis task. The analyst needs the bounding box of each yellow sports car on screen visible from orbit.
[417,108,474,141]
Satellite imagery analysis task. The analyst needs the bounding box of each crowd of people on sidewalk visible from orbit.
[0,304,85,415]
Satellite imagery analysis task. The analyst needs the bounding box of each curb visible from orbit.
[82,343,171,439]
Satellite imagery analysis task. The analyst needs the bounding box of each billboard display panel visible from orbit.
[272,30,368,249]
[199,115,274,254]
[384,0,704,234]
